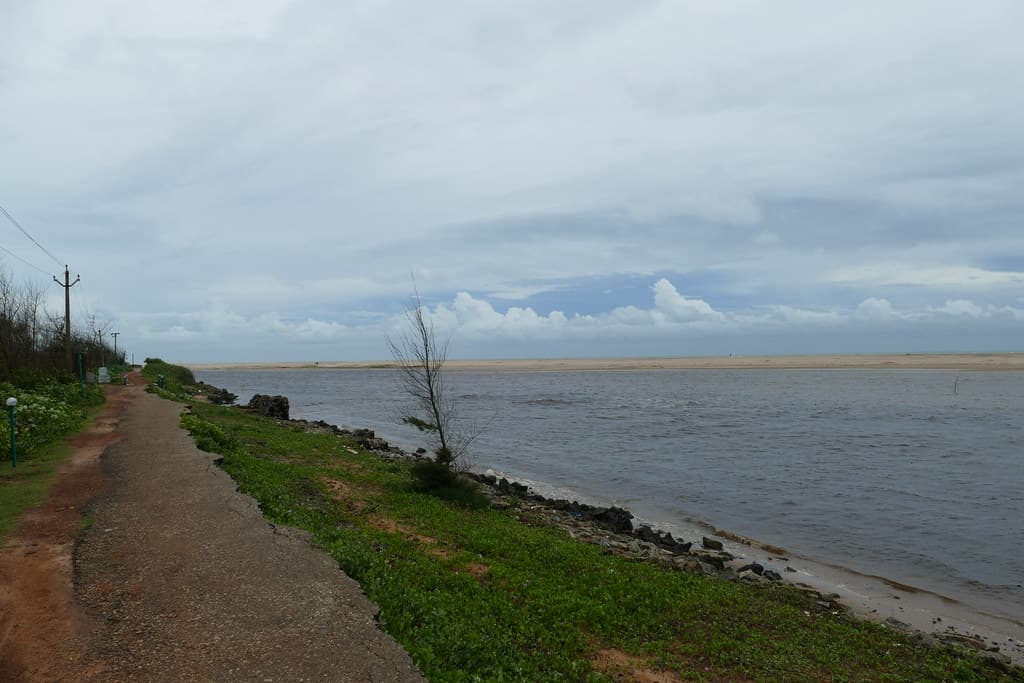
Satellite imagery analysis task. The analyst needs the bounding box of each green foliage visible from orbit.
[0,379,104,538]
[402,415,438,432]
[410,458,489,509]
[181,401,1022,683]
[180,413,236,453]
[142,358,197,396]
[0,380,103,457]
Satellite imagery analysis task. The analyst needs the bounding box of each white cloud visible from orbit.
[651,278,724,323]
[124,277,1024,361]
[855,297,900,321]
[829,264,1024,289]
[2,2,1023,361]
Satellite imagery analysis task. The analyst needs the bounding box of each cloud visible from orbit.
[1,2,1022,362]
[651,278,723,323]
[830,264,1024,289]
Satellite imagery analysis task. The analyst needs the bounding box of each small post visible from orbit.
[78,351,85,398]
[7,397,17,468]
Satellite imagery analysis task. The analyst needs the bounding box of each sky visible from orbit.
[1,0,1022,363]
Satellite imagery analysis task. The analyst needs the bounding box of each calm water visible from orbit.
[198,368,1024,615]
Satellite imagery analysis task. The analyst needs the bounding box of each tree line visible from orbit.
[0,268,120,386]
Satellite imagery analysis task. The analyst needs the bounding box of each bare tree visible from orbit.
[388,290,466,468]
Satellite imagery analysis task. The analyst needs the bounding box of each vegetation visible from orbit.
[178,397,1021,682]
[142,357,197,397]
[0,382,104,537]
[0,268,122,383]
[389,291,466,468]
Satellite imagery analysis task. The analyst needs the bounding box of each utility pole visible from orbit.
[53,265,80,373]
[111,332,120,360]
[95,327,105,367]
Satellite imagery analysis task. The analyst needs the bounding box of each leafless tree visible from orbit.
[388,290,468,468]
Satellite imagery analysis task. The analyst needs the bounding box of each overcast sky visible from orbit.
[2,1,1022,362]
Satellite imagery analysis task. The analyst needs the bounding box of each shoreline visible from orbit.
[189,352,1024,372]
[239,398,1024,667]
[194,376,1024,667]
[480,464,1024,666]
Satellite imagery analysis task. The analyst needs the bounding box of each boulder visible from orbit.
[702,537,724,551]
[208,387,238,405]
[590,506,634,534]
[246,394,290,420]
[736,562,764,576]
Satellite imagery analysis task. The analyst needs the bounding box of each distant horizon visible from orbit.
[186,351,1024,373]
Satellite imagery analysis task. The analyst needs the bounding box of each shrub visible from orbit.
[410,458,489,509]
[180,414,236,454]
[0,380,102,459]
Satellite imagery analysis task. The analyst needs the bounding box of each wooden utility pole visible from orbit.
[53,265,80,372]
[111,331,120,360]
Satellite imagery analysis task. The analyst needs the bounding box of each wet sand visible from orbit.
[190,352,1024,372]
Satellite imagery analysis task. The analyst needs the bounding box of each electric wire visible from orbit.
[0,202,64,267]
[0,242,52,276]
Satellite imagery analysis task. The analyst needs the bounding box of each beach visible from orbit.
[189,352,1024,372]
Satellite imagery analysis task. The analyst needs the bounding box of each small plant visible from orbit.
[409,459,489,509]
[402,415,437,432]
[180,414,236,453]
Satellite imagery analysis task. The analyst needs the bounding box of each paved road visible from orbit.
[75,386,424,682]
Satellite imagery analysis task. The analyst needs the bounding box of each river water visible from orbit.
[196,367,1024,624]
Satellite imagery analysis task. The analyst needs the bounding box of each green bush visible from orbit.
[0,380,103,460]
[180,413,236,453]
[410,459,489,509]
[142,359,196,395]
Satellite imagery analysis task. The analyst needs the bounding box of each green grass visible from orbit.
[0,401,103,539]
[181,400,1022,682]
[141,357,196,397]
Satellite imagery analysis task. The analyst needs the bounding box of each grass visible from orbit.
[141,357,196,397]
[0,402,103,539]
[181,399,1023,682]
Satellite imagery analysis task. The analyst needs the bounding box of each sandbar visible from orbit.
[189,353,1024,372]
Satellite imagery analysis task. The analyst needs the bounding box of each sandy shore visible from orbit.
[190,352,1024,372]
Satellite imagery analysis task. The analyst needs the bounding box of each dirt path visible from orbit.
[0,384,130,682]
[2,382,424,682]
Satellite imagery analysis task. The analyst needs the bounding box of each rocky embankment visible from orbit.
[285,418,837,605]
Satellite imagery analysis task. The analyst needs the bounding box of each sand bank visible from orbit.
[189,353,1024,372]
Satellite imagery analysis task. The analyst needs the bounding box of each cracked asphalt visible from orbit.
[74,386,424,682]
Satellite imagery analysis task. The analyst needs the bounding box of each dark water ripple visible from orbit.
[198,368,1024,612]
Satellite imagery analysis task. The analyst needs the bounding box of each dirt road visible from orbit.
[1,382,424,682]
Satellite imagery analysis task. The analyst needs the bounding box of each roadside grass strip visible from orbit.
[0,384,104,539]
[186,401,1022,682]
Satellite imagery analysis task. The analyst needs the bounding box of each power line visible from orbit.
[0,242,51,276]
[0,202,63,267]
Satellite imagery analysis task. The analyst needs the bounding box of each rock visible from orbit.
[667,540,693,554]
[736,563,764,576]
[690,549,731,570]
[207,387,238,405]
[590,506,634,534]
[634,525,658,543]
[494,478,530,496]
[672,558,703,573]
[738,570,766,583]
[702,537,724,551]
[762,570,783,582]
[246,394,290,420]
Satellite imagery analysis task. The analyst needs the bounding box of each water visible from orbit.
[197,367,1024,618]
